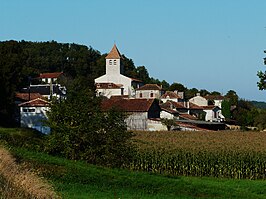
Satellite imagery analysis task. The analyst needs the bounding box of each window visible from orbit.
[23,108,36,113]
[113,60,117,65]
[140,93,143,98]
[150,92,154,98]
[109,60,112,65]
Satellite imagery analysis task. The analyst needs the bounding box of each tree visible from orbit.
[0,40,24,126]
[161,118,178,131]
[225,90,238,106]
[169,82,187,92]
[210,91,221,96]
[45,89,135,167]
[257,51,266,90]
[221,100,231,119]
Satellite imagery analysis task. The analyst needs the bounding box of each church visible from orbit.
[94,44,142,98]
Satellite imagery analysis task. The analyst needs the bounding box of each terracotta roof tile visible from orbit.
[15,92,44,101]
[39,72,63,79]
[179,114,198,120]
[18,98,49,107]
[105,44,122,59]
[136,84,162,91]
[101,98,156,112]
[96,83,122,89]
[203,95,225,100]
[202,105,219,110]
[189,102,203,110]
[161,91,180,99]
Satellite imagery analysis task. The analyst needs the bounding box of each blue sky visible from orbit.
[2,0,266,101]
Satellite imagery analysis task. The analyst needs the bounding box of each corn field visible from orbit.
[129,131,266,179]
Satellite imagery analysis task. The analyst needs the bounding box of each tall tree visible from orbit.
[169,82,187,92]
[0,40,24,126]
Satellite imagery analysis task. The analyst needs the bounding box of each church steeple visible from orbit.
[105,44,122,59]
[105,44,123,75]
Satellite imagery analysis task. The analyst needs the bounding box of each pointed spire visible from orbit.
[105,44,122,59]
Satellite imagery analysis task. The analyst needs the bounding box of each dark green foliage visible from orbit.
[0,41,24,126]
[161,118,178,131]
[221,100,231,119]
[251,100,266,109]
[169,82,187,92]
[45,89,135,167]
[0,127,45,150]
[225,90,239,106]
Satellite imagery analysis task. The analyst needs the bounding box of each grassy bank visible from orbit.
[12,148,266,199]
[0,127,266,198]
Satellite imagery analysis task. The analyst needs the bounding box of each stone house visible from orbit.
[135,84,163,99]
[101,98,161,130]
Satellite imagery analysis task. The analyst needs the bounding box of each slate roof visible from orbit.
[18,98,49,107]
[96,83,122,89]
[101,98,156,112]
[105,44,122,59]
[136,84,162,91]
[39,72,63,79]
[161,91,180,99]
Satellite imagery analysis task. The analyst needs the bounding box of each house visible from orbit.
[189,93,225,122]
[135,84,163,99]
[95,44,142,98]
[101,98,161,130]
[160,91,184,103]
[21,84,66,100]
[189,93,209,106]
[18,98,50,134]
[39,72,63,84]
[203,95,225,108]
[202,105,224,122]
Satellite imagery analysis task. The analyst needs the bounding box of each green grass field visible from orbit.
[0,127,266,198]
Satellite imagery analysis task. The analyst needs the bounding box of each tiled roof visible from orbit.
[189,102,203,110]
[39,72,63,79]
[160,107,179,114]
[96,83,122,89]
[202,105,219,110]
[161,91,180,99]
[160,101,187,109]
[15,92,44,101]
[130,77,142,82]
[18,98,49,107]
[101,98,156,112]
[179,114,198,120]
[105,44,122,59]
[203,95,225,100]
[136,84,162,91]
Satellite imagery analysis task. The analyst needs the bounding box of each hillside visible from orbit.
[251,100,266,109]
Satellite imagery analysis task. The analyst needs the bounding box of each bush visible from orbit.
[45,90,135,167]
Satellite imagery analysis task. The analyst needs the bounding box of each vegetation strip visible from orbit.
[0,146,59,199]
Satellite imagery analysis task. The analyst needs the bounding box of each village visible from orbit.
[16,44,229,133]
